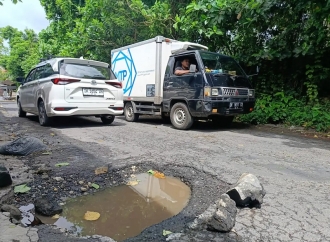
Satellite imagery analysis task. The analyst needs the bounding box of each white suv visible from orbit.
[16,57,123,126]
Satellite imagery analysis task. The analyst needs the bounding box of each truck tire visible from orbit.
[212,116,234,128]
[124,102,139,122]
[170,102,194,130]
[17,98,26,118]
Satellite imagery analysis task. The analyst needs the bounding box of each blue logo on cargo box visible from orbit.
[111,48,137,96]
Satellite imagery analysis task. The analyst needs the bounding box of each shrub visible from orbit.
[238,92,330,132]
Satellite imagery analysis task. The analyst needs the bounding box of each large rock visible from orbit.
[188,203,217,230]
[0,137,47,156]
[34,196,63,216]
[208,194,237,232]
[1,204,22,220]
[0,166,12,187]
[188,194,237,232]
[226,173,266,208]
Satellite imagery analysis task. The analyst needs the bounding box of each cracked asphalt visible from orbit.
[1,100,330,242]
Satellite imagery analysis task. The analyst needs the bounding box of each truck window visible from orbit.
[173,55,199,75]
[165,58,174,75]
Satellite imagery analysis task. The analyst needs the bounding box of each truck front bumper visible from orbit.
[201,99,255,117]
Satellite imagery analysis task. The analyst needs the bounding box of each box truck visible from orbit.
[111,36,256,130]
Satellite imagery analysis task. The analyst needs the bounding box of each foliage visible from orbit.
[38,0,193,61]
[0,0,21,6]
[0,0,329,131]
[238,92,330,132]
[176,0,330,98]
[0,71,10,81]
[14,184,31,193]
[175,0,330,132]
[138,0,191,39]
[91,183,100,189]
[0,26,40,78]
[38,0,150,62]
[55,162,70,167]
[84,211,100,221]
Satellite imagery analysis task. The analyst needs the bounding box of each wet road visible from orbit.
[1,100,330,242]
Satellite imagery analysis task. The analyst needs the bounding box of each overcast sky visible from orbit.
[0,0,49,33]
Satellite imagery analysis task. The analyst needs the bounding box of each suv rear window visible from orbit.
[59,63,116,80]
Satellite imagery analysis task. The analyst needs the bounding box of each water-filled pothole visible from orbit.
[39,173,191,241]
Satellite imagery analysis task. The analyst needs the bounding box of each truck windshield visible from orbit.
[199,52,246,77]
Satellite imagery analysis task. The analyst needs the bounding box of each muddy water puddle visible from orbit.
[39,173,191,241]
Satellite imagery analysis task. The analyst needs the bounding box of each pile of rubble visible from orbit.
[166,173,266,241]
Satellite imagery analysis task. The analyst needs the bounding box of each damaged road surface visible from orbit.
[1,100,330,242]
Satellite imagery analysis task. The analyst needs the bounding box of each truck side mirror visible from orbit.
[189,64,196,73]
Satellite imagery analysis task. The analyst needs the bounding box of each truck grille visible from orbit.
[222,88,248,96]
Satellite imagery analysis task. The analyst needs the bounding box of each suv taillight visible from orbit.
[51,78,81,85]
[105,81,122,88]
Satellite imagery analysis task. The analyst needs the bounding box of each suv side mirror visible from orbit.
[189,64,196,73]
[16,77,25,83]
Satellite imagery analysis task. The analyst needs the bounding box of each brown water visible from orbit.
[39,173,191,241]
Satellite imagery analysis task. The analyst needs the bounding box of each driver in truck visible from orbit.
[174,58,197,76]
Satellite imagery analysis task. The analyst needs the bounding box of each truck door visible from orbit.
[164,54,204,115]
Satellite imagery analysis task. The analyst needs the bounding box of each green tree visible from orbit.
[176,0,330,99]
[0,0,21,6]
[39,0,152,61]
[0,26,40,77]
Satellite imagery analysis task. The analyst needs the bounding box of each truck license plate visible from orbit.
[230,102,243,109]
[82,88,104,96]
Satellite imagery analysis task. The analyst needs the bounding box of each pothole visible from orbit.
[38,173,191,241]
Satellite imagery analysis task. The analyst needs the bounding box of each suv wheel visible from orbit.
[170,102,194,130]
[124,102,139,122]
[101,115,115,125]
[38,100,51,126]
[17,99,26,117]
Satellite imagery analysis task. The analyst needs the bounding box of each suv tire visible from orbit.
[17,98,26,118]
[38,100,51,126]
[170,102,194,130]
[101,115,115,125]
[124,102,139,122]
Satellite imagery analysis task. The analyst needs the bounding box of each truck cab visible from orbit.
[161,50,255,129]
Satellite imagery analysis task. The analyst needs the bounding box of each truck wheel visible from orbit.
[17,98,26,117]
[212,116,234,128]
[101,115,115,125]
[170,102,194,130]
[124,102,139,122]
[38,100,51,126]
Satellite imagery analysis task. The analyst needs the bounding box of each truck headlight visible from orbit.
[248,89,255,97]
[211,88,219,96]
